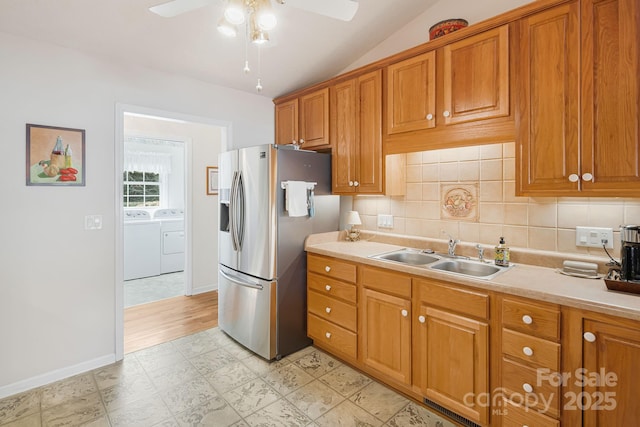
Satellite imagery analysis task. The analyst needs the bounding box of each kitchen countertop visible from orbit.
[305,231,640,322]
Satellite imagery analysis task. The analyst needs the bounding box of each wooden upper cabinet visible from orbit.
[384,24,514,153]
[332,70,383,194]
[300,88,330,149]
[443,25,510,125]
[275,88,330,149]
[386,51,436,134]
[275,98,298,146]
[580,0,640,195]
[517,0,640,196]
[516,2,581,196]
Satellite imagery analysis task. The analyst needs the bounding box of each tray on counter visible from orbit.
[604,279,640,295]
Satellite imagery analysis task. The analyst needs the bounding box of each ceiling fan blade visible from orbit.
[281,0,359,22]
[149,0,217,18]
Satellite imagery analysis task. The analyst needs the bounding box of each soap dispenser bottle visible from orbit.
[495,237,510,267]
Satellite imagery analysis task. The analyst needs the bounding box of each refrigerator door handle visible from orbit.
[230,171,239,251]
[219,268,263,290]
[236,171,246,249]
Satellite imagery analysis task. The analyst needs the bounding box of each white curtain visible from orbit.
[124,151,172,174]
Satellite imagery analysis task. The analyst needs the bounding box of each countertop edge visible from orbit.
[304,231,640,322]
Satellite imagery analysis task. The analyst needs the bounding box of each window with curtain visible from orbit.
[123,150,173,207]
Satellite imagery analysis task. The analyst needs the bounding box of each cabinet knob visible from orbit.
[584,332,597,343]
[349,181,354,187]
[354,181,359,187]
[426,113,434,120]
[401,309,408,317]
[522,315,533,325]
[568,173,580,183]
[325,307,332,314]
[325,266,331,272]
[291,139,296,144]
[582,172,593,182]
[325,332,331,339]
[299,139,305,145]
[325,284,331,291]
[522,383,534,393]
[418,315,426,323]
[442,110,450,118]
[522,346,534,357]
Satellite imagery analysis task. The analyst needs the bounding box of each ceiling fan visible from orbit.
[149,0,360,22]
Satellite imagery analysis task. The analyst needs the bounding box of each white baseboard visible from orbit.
[0,354,115,400]
[191,283,217,295]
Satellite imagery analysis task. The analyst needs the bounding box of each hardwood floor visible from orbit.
[124,291,218,354]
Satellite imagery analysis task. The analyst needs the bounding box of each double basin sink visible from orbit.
[370,248,514,280]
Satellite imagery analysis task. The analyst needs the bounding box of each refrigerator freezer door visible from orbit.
[237,145,277,280]
[218,265,277,360]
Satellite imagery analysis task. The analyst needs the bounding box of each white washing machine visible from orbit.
[154,209,185,274]
[124,210,161,280]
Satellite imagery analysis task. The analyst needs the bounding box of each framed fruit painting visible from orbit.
[26,123,86,186]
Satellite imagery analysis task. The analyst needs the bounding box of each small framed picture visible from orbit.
[26,123,86,186]
[207,166,218,195]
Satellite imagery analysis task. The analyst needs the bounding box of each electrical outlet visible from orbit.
[575,226,614,248]
[377,214,394,228]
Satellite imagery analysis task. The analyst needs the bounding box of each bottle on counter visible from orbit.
[495,236,510,267]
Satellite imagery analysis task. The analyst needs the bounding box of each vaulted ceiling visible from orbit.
[0,0,442,98]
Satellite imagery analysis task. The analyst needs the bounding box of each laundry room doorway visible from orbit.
[115,104,228,359]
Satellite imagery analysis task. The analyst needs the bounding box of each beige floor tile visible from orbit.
[349,382,410,422]
[174,395,241,427]
[386,402,455,427]
[107,394,172,427]
[222,379,281,418]
[244,398,311,427]
[293,351,340,378]
[159,377,218,414]
[145,359,200,391]
[41,392,105,427]
[263,364,314,396]
[205,361,258,394]
[314,400,382,427]
[188,348,237,376]
[286,380,344,420]
[100,373,157,412]
[40,373,97,410]
[318,365,372,397]
[0,412,41,427]
[92,357,146,390]
[0,389,40,425]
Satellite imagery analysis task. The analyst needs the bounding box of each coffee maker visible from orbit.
[620,225,640,282]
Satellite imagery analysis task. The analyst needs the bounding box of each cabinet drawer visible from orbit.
[502,398,559,427]
[502,358,560,418]
[308,272,356,303]
[502,329,560,370]
[361,266,411,298]
[308,313,357,359]
[414,278,489,319]
[502,298,560,340]
[308,290,356,331]
[308,254,356,283]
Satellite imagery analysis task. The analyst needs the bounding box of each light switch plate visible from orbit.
[377,214,394,228]
[575,226,614,248]
[85,215,103,230]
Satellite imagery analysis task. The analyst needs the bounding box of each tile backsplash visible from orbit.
[353,142,640,257]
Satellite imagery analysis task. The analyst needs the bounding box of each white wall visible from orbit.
[0,31,274,396]
[343,0,534,72]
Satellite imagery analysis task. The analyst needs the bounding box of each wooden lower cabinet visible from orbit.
[359,266,412,386]
[580,317,640,426]
[413,278,490,426]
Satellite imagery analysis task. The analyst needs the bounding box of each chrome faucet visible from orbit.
[443,231,460,257]
[476,244,485,262]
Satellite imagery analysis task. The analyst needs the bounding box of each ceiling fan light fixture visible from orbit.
[255,0,277,30]
[224,0,246,25]
[216,17,238,37]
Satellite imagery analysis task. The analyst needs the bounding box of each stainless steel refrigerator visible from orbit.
[218,144,339,360]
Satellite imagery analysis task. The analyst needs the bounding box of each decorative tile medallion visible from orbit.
[441,183,478,221]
